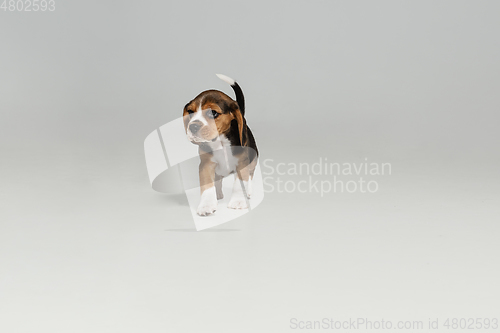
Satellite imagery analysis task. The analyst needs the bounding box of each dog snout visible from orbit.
[189,121,202,134]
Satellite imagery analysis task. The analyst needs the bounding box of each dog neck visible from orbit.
[199,134,231,152]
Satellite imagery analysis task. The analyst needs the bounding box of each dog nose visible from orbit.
[189,121,202,133]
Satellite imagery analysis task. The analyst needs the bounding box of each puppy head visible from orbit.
[183,90,244,144]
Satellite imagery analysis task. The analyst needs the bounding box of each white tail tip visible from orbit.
[216,73,235,85]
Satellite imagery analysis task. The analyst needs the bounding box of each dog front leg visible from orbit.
[197,157,218,216]
[228,164,250,210]
[214,173,224,200]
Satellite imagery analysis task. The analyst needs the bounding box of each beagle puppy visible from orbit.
[183,74,258,216]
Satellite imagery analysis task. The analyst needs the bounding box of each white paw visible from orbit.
[228,176,249,209]
[227,196,248,209]
[197,202,217,216]
[197,187,217,216]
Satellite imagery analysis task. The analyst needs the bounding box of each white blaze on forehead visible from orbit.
[190,97,208,126]
[196,97,204,113]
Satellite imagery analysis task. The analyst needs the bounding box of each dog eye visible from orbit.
[186,110,194,115]
[207,110,219,119]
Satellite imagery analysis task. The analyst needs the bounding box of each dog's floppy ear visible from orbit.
[229,101,246,146]
[182,102,192,130]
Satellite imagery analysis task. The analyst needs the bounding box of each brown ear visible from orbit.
[231,106,246,146]
[182,102,191,131]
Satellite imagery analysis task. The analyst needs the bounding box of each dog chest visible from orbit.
[208,136,238,177]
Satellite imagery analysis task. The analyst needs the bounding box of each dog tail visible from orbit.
[216,74,245,116]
